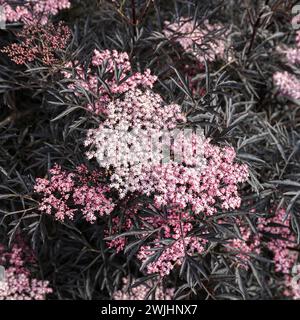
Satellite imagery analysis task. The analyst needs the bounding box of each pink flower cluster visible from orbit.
[106,197,245,276]
[0,241,52,300]
[62,50,157,114]
[136,209,208,276]
[225,221,260,269]
[1,0,71,25]
[273,28,300,100]
[224,208,298,274]
[2,22,71,65]
[107,206,298,278]
[77,54,249,276]
[149,141,248,214]
[34,47,249,278]
[108,207,207,277]
[258,208,297,274]
[279,28,300,65]
[34,164,114,223]
[163,18,227,63]
[256,208,299,299]
[273,71,300,100]
[113,277,174,300]
[106,214,134,253]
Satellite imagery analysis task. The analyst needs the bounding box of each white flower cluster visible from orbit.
[85,88,206,198]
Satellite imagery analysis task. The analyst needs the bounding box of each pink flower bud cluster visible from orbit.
[0,241,52,300]
[273,28,300,100]
[2,22,71,65]
[258,208,297,274]
[1,0,71,25]
[225,221,261,269]
[113,277,174,300]
[34,164,115,223]
[163,18,227,63]
[62,50,157,114]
